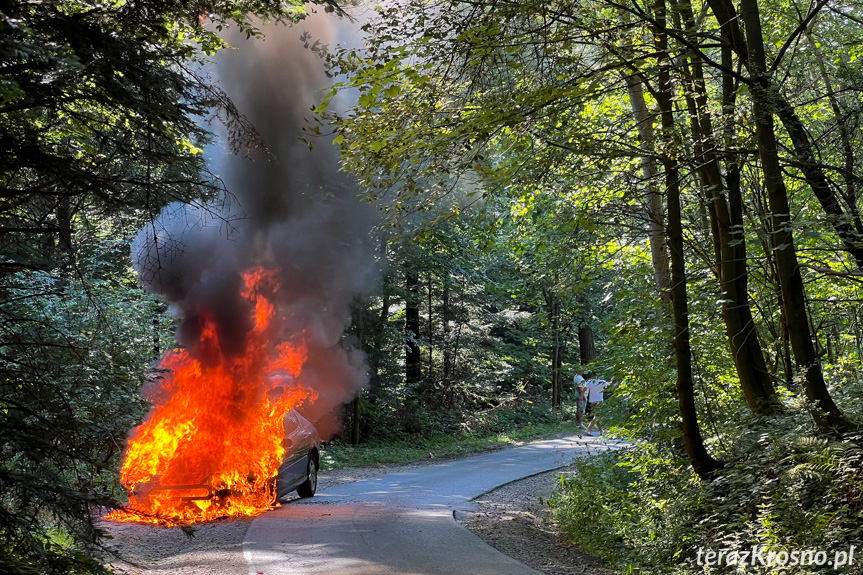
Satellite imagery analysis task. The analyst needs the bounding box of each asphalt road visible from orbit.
[243,434,624,575]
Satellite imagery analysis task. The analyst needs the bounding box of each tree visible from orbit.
[405,261,423,386]
[671,0,779,413]
[0,0,340,572]
[650,0,723,476]
[319,0,863,469]
[321,0,728,473]
[729,0,853,432]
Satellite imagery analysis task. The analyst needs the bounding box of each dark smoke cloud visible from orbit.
[133,10,379,439]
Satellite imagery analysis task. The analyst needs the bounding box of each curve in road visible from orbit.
[244,434,624,575]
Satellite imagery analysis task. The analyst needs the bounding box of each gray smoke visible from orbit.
[133,10,378,439]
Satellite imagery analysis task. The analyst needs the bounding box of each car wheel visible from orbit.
[296,457,317,498]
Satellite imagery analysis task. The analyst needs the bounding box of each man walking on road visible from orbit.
[584,371,614,436]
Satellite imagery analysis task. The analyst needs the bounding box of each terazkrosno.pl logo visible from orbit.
[695,545,857,570]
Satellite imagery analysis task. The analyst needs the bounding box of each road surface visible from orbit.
[244,434,623,575]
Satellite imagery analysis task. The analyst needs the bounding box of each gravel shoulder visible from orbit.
[458,468,612,575]
[99,448,611,575]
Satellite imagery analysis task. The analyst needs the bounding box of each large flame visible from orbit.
[109,267,318,524]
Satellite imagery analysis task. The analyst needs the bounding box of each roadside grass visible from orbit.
[320,404,582,470]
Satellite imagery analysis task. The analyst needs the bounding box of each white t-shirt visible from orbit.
[573,374,585,388]
[586,379,609,402]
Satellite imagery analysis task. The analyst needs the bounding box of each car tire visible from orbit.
[296,457,317,498]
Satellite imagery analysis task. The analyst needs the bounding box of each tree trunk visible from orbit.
[56,195,73,258]
[737,0,851,433]
[544,288,563,408]
[623,72,672,305]
[405,263,422,385]
[552,301,562,408]
[350,299,365,445]
[447,288,467,407]
[427,271,434,383]
[554,340,564,406]
[578,324,595,366]
[665,157,724,478]
[368,238,390,401]
[655,0,723,478]
[442,284,452,386]
[676,6,779,413]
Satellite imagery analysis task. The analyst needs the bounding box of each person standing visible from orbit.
[584,371,614,436]
[573,368,587,430]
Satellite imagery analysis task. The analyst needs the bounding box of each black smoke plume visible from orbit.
[133,10,378,440]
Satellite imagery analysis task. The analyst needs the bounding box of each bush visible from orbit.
[549,411,863,574]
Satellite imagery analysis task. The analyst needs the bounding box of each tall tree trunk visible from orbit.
[427,271,434,383]
[544,288,563,408]
[751,184,796,388]
[553,339,564,406]
[449,288,466,404]
[442,283,452,387]
[664,156,724,477]
[552,303,562,408]
[677,2,779,413]
[350,300,364,446]
[623,73,673,305]
[655,0,723,478]
[368,237,390,401]
[348,298,368,445]
[737,0,851,433]
[405,263,422,385]
[56,195,73,257]
[578,324,595,366]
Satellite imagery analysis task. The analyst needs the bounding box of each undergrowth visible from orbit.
[549,405,863,574]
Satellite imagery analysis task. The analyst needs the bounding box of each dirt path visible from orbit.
[100,460,610,575]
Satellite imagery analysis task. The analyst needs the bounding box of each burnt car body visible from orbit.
[274,409,320,501]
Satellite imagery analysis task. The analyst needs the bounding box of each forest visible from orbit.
[2,0,863,573]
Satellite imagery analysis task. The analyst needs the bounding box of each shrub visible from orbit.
[550,411,863,574]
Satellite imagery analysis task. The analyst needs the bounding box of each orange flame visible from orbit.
[109,267,317,524]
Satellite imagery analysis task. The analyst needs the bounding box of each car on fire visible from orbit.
[128,409,320,512]
[273,409,321,501]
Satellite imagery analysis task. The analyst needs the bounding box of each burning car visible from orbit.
[111,266,328,525]
[273,409,320,501]
[123,408,321,522]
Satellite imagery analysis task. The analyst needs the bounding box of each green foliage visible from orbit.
[550,406,863,574]
[4,0,863,571]
[551,451,644,562]
[349,205,620,447]
[319,0,863,570]
[0,257,169,574]
[0,0,340,572]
